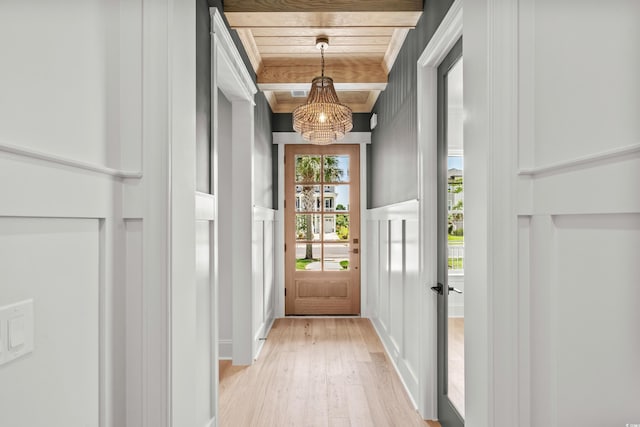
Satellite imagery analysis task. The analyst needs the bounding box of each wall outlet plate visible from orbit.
[0,299,34,366]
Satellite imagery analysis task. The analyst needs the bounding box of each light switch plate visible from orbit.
[0,299,34,366]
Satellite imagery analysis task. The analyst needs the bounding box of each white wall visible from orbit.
[0,1,199,426]
[465,0,640,426]
[366,201,422,409]
[0,218,100,426]
[217,90,234,359]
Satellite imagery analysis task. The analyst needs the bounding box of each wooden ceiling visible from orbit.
[224,0,423,113]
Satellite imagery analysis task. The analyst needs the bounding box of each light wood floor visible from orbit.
[219,318,441,427]
[447,318,465,418]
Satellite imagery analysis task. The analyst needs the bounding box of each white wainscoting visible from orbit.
[366,200,421,409]
[253,206,277,360]
[0,217,101,427]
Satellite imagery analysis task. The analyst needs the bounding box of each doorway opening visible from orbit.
[284,144,361,315]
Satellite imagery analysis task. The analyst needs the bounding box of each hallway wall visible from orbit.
[369,0,455,208]
[0,2,137,426]
[201,1,276,370]
[366,202,421,407]
[1,1,199,426]
[364,0,455,417]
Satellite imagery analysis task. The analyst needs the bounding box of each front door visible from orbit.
[284,144,360,315]
[435,38,464,426]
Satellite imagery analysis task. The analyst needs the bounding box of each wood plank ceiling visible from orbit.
[224,0,423,113]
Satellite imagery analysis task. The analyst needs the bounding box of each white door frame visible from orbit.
[273,132,371,318]
[416,0,462,419]
[209,6,257,421]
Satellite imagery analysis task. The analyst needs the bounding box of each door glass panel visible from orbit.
[324,155,350,182]
[323,214,349,242]
[295,185,321,212]
[446,58,465,418]
[332,185,350,212]
[296,214,321,242]
[323,243,350,271]
[295,155,321,183]
[295,243,321,271]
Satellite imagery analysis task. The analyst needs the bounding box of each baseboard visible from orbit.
[253,316,275,360]
[219,339,232,359]
[370,318,420,411]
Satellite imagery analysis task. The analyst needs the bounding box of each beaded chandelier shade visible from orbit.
[292,38,353,145]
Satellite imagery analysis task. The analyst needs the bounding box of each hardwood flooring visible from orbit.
[447,317,465,417]
[219,318,441,427]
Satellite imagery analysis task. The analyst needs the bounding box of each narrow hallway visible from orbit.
[219,318,439,427]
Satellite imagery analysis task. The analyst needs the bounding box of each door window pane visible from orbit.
[323,214,349,242]
[295,185,321,212]
[295,155,321,183]
[323,155,350,183]
[296,214,321,242]
[323,243,350,271]
[295,243,321,271]
[332,185,350,212]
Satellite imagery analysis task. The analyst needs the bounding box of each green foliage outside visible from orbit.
[336,214,349,240]
[296,258,319,270]
[448,234,464,244]
[448,258,464,269]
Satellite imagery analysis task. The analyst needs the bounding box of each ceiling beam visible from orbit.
[264,90,381,113]
[224,0,423,13]
[225,12,422,29]
[257,60,388,90]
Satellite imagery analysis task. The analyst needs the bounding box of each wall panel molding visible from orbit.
[0,140,142,179]
[366,200,421,415]
[518,142,640,178]
[367,199,418,221]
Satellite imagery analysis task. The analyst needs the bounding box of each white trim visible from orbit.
[0,140,142,179]
[210,10,256,102]
[253,206,276,221]
[206,416,216,427]
[275,144,286,317]
[417,0,463,67]
[371,319,420,412]
[359,143,368,317]
[272,132,371,145]
[195,192,216,221]
[258,82,388,92]
[367,199,419,221]
[275,138,369,318]
[253,317,275,360]
[416,0,462,419]
[518,142,640,177]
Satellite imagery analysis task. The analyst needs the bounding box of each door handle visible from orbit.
[430,283,463,295]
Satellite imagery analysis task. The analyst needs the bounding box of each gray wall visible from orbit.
[272,112,372,133]
[369,0,455,208]
[196,0,212,193]
[197,0,274,206]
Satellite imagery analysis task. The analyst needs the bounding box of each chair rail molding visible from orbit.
[0,140,142,179]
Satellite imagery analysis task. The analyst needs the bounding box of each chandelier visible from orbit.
[292,38,353,145]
